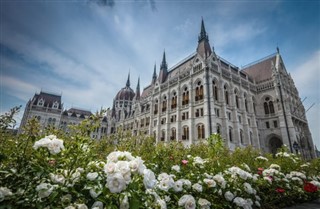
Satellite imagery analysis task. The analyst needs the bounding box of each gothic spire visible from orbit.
[160,51,167,70]
[135,77,140,100]
[198,17,209,43]
[152,62,157,84]
[158,51,168,83]
[126,72,130,87]
[196,18,212,58]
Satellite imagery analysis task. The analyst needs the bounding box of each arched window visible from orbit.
[229,127,233,142]
[182,126,189,140]
[234,89,239,109]
[182,87,189,105]
[154,99,158,115]
[171,128,176,140]
[162,96,167,112]
[240,129,243,144]
[197,124,205,139]
[171,92,177,109]
[212,80,218,101]
[216,124,221,134]
[264,97,275,115]
[161,130,165,141]
[195,81,204,101]
[224,85,229,105]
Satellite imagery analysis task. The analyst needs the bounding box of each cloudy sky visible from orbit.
[1,0,319,148]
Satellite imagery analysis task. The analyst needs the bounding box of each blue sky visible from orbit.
[1,0,319,148]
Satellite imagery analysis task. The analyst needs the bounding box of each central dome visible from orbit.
[115,86,135,101]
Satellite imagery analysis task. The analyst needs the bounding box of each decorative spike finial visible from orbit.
[160,50,167,70]
[153,62,157,78]
[126,71,130,87]
[198,17,209,43]
[277,46,280,54]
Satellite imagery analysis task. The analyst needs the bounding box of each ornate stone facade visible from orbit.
[108,19,315,159]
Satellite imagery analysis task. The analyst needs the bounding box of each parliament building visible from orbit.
[20,19,316,159]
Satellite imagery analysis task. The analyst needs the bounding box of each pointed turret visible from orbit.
[158,51,168,83]
[152,63,157,84]
[126,72,130,87]
[196,18,212,58]
[198,18,209,43]
[135,77,140,100]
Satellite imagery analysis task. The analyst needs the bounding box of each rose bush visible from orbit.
[0,110,319,208]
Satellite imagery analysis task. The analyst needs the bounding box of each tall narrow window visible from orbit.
[171,128,176,140]
[224,85,229,105]
[162,96,167,112]
[264,97,275,115]
[229,127,233,142]
[182,87,189,105]
[183,126,189,140]
[154,99,158,115]
[171,92,177,109]
[197,124,205,139]
[234,89,239,109]
[216,124,221,134]
[161,130,165,141]
[195,81,204,101]
[213,80,218,101]
[240,129,243,144]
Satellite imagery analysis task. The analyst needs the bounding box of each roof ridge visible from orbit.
[241,53,277,69]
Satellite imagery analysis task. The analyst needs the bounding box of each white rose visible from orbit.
[224,191,234,201]
[173,180,184,192]
[178,195,196,209]
[171,165,180,172]
[36,183,54,198]
[86,172,99,181]
[192,183,203,192]
[120,195,129,209]
[50,173,65,184]
[203,178,216,188]
[106,173,126,193]
[198,198,211,209]
[143,169,157,189]
[104,162,117,174]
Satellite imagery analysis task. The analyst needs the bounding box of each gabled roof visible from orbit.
[67,108,92,116]
[32,91,62,109]
[241,54,277,83]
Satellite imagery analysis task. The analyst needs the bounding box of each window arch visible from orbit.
[182,126,189,140]
[197,123,205,139]
[154,99,158,115]
[161,129,165,141]
[171,91,177,109]
[224,85,229,105]
[171,128,176,140]
[234,89,239,109]
[264,97,275,115]
[182,87,189,105]
[229,126,233,142]
[216,123,221,134]
[162,96,167,112]
[244,93,248,112]
[212,80,218,101]
[195,80,204,101]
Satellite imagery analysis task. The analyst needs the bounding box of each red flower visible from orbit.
[181,159,188,165]
[276,188,285,193]
[304,182,318,193]
[257,167,264,175]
